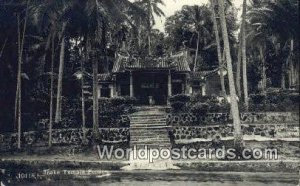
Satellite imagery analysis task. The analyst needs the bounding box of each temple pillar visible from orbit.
[130,71,134,97]
[98,85,102,99]
[185,73,191,95]
[168,70,172,97]
[112,75,117,97]
[202,84,206,96]
[109,84,114,98]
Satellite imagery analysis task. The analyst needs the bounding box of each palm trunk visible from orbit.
[241,0,249,111]
[81,47,87,143]
[92,55,99,138]
[39,33,52,74]
[236,32,242,98]
[218,0,242,146]
[16,1,29,149]
[147,1,152,55]
[259,45,267,94]
[0,38,7,59]
[211,1,226,96]
[281,63,286,90]
[55,22,67,123]
[16,14,22,149]
[193,31,200,72]
[49,34,55,147]
[288,39,294,88]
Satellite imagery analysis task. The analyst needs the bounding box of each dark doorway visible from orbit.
[134,72,168,105]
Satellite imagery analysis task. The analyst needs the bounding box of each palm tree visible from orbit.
[33,0,75,123]
[55,21,67,122]
[217,0,242,146]
[248,0,299,90]
[49,33,55,147]
[82,0,142,139]
[241,0,249,110]
[14,0,30,149]
[210,0,226,96]
[137,0,165,55]
[236,31,242,97]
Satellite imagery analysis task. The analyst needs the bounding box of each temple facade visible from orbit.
[98,50,226,105]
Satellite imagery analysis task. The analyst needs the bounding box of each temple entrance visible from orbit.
[134,72,168,105]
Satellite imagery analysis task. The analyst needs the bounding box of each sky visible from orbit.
[152,0,244,32]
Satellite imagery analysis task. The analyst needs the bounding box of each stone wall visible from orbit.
[0,128,129,152]
[167,112,299,126]
[171,123,299,142]
[168,112,299,142]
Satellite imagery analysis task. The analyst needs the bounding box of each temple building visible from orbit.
[98,50,226,105]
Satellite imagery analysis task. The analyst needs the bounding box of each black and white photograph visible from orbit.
[0,0,299,185]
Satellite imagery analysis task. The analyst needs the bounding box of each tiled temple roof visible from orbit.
[112,51,191,73]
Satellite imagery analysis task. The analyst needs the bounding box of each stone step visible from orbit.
[130,132,169,137]
[131,136,169,141]
[130,123,166,127]
[131,119,166,122]
[130,127,169,131]
[130,144,171,149]
[130,115,166,119]
[131,137,170,142]
[131,122,166,126]
[131,139,171,144]
[130,126,168,129]
[130,119,166,122]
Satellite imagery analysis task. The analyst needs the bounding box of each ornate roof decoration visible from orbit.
[112,51,191,73]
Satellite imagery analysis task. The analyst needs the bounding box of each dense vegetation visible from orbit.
[0,0,298,147]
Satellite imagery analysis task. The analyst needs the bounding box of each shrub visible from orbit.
[190,94,211,104]
[249,92,299,112]
[170,101,186,113]
[249,94,266,105]
[190,103,209,115]
[169,94,190,103]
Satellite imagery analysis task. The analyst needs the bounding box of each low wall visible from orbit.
[167,112,299,126]
[168,112,299,142]
[0,128,129,152]
[171,123,299,142]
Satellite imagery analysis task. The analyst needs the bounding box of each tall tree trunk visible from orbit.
[241,0,249,111]
[49,34,55,147]
[92,55,99,138]
[147,1,152,55]
[211,1,226,96]
[16,1,29,149]
[288,39,294,88]
[55,22,67,123]
[218,0,242,146]
[39,33,52,74]
[259,45,267,94]
[193,31,200,72]
[236,32,242,98]
[281,63,286,90]
[81,45,87,143]
[0,38,7,59]
[16,14,22,149]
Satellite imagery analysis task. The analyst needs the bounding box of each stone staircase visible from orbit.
[122,107,179,170]
[129,108,171,149]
